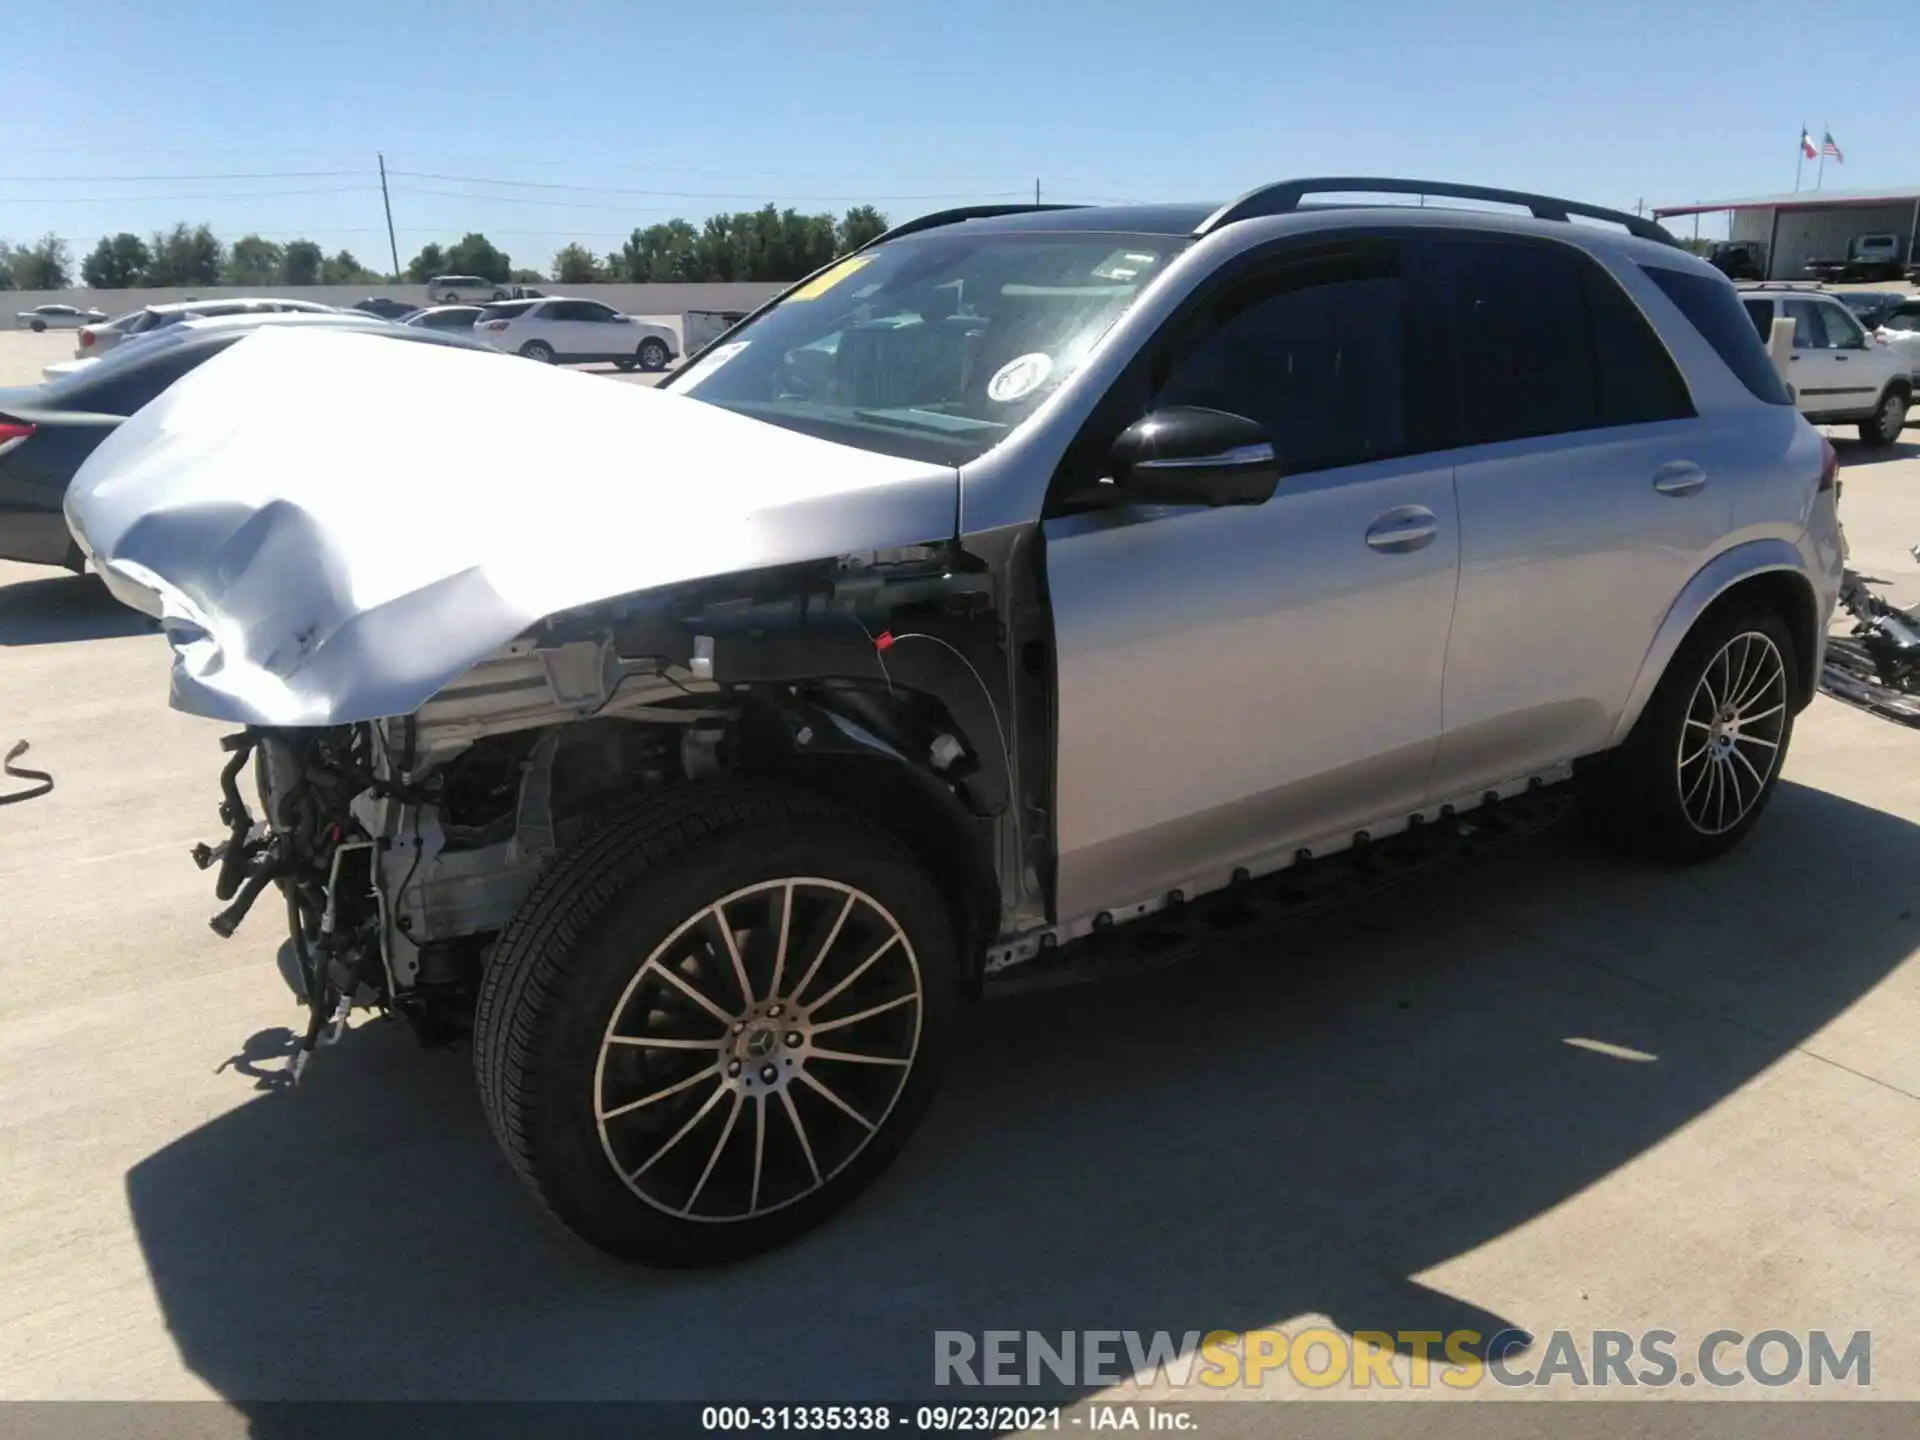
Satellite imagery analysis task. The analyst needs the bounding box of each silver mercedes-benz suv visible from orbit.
[65,177,1845,1266]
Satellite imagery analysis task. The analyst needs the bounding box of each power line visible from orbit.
[388,170,1033,203]
[0,169,363,183]
[0,186,379,205]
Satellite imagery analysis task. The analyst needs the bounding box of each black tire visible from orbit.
[1860,386,1909,447]
[637,338,670,372]
[519,340,555,363]
[473,779,960,1266]
[1584,603,1797,862]
[614,357,637,372]
[29,320,45,332]
[493,290,508,301]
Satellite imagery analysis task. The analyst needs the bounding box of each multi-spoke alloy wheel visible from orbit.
[473,782,958,1266]
[1676,631,1788,835]
[1584,605,1797,862]
[594,879,923,1221]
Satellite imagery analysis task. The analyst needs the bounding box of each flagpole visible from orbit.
[1796,123,1805,192]
[1817,122,1827,190]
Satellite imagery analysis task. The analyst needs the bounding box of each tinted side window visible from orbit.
[1153,256,1406,475]
[1782,298,1826,349]
[1434,237,1598,443]
[1639,266,1793,406]
[1583,268,1694,424]
[1818,303,1866,349]
[1742,299,1774,340]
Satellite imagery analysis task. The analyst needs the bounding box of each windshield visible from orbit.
[667,230,1183,464]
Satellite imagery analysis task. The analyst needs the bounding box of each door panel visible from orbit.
[1041,239,1459,923]
[1046,460,1459,920]
[1422,234,1731,795]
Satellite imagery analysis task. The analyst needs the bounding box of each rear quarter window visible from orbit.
[1639,266,1793,406]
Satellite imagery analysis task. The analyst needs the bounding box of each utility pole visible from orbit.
[1816,123,1827,190]
[378,152,401,280]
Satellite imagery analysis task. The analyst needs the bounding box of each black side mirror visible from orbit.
[1107,407,1280,506]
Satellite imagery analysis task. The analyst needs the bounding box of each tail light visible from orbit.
[481,320,509,332]
[0,419,36,458]
[1819,435,1839,497]
[78,328,95,349]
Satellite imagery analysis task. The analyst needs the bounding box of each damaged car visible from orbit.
[64,179,1844,1266]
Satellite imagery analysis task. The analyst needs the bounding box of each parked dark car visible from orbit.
[352,297,420,320]
[0,321,494,570]
[1839,290,1908,330]
[1706,239,1768,280]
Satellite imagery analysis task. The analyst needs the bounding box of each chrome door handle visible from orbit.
[1654,461,1707,495]
[1365,506,1438,553]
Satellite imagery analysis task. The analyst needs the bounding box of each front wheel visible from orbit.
[472,781,959,1266]
[29,320,45,333]
[637,337,671,372]
[1861,387,1909,447]
[1584,605,1797,861]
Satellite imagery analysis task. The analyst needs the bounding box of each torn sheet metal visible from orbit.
[63,326,958,726]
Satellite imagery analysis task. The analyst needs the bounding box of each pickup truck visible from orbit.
[1805,232,1909,282]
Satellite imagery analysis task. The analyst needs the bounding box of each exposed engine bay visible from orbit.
[194,537,1052,1077]
[1820,544,1920,726]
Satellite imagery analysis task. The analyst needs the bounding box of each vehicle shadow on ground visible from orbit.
[1833,433,1920,469]
[124,779,1919,1422]
[0,571,156,645]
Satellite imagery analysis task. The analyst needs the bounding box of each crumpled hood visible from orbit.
[65,326,958,726]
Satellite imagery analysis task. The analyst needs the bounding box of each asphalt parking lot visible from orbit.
[2,328,1920,1424]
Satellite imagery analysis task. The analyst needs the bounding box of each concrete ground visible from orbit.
[1,331,1919,1427]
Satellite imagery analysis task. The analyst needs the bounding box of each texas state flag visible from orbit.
[1801,129,1819,159]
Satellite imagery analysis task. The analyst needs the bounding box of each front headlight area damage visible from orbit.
[195,540,1049,1080]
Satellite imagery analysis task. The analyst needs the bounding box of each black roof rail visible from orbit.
[662,204,1089,376]
[861,202,1090,250]
[1195,177,1682,247]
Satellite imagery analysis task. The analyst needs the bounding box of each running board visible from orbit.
[985,780,1576,997]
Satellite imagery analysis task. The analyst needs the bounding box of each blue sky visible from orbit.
[3,0,1897,272]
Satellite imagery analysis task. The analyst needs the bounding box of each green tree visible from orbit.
[82,232,152,289]
[837,206,887,252]
[13,232,72,289]
[319,250,381,285]
[509,267,544,284]
[617,219,700,281]
[146,223,222,286]
[445,232,510,282]
[550,242,603,284]
[404,242,448,283]
[222,234,284,286]
[280,238,323,285]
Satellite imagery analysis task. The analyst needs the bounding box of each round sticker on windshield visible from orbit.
[987,351,1053,403]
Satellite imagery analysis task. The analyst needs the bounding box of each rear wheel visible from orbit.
[638,337,671,372]
[519,340,555,363]
[493,290,509,301]
[472,781,959,1266]
[1585,604,1796,861]
[1861,387,1909,447]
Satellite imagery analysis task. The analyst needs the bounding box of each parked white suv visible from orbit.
[474,296,678,369]
[1740,285,1911,444]
[426,274,512,303]
[1872,298,1920,381]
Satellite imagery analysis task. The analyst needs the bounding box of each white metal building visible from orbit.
[1653,187,1920,279]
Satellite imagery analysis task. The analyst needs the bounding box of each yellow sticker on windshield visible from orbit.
[786,253,876,302]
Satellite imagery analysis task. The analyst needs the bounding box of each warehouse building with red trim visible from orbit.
[1653,187,1920,280]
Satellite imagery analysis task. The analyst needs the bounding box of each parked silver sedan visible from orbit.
[16,303,107,331]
